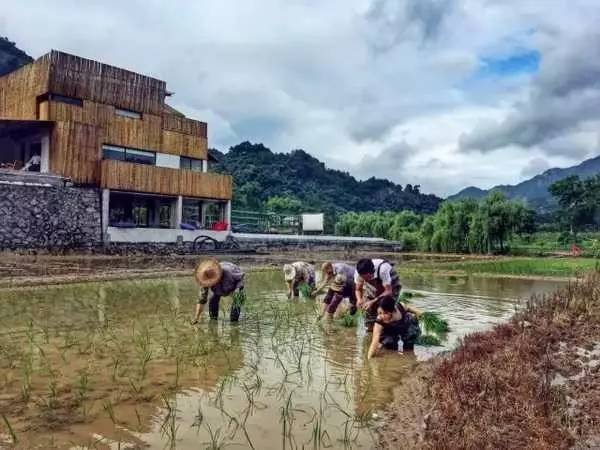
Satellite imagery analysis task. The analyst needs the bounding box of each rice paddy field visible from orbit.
[405,256,599,278]
[0,270,566,449]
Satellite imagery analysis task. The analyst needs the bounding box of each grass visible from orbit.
[408,257,599,278]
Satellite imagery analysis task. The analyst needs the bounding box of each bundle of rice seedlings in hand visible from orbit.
[336,311,358,328]
[298,283,313,298]
[232,291,247,308]
[399,291,413,303]
[416,334,442,346]
[420,312,449,335]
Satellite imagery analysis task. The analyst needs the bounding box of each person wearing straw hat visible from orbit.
[283,261,315,299]
[192,258,245,323]
[313,262,357,320]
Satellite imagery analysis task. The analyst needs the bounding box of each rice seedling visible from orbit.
[103,400,117,425]
[134,408,143,431]
[159,394,179,449]
[46,379,58,410]
[298,283,313,299]
[339,418,360,448]
[192,401,204,432]
[232,290,247,308]
[416,334,443,346]
[1,413,17,445]
[280,390,297,448]
[336,311,359,328]
[420,312,450,335]
[204,423,227,450]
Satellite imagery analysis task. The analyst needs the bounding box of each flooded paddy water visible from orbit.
[0,270,564,449]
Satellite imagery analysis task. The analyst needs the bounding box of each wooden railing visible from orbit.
[100,160,232,200]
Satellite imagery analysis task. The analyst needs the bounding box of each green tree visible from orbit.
[265,195,304,214]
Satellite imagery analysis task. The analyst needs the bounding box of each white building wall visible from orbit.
[155,153,180,169]
[106,227,230,243]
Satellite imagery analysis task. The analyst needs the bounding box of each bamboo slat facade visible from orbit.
[44,51,166,116]
[0,58,49,119]
[100,160,233,200]
[0,49,223,200]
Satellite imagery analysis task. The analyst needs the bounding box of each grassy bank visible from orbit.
[380,272,600,449]
[405,256,599,278]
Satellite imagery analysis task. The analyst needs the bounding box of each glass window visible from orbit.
[158,203,172,228]
[182,199,203,228]
[103,145,126,161]
[49,93,83,107]
[180,156,203,172]
[115,108,142,119]
[125,148,155,165]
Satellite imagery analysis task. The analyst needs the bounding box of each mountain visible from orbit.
[210,142,441,217]
[0,37,33,77]
[448,154,600,211]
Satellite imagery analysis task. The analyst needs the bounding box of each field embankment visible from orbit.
[403,256,599,279]
[379,272,600,449]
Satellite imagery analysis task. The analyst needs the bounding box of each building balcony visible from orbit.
[100,159,232,200]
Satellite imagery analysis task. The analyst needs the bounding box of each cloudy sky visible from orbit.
[2,0,600,196]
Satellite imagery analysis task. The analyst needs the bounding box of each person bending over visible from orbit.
[192,258,245,323]
[283,261,315,299]
[354,258,401,332]
[368,295,422,359]
[313,261,357,319]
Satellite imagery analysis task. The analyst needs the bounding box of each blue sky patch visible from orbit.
[476,50,541,79]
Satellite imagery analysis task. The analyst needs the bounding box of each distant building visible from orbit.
[0,50,232,244]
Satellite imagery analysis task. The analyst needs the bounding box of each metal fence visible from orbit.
[231,210,301,234]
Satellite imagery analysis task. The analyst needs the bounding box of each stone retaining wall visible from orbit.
[0,183,102,250]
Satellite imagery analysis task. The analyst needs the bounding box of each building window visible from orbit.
[102,145,126,161]
[182,199,203,229]
[37,93,84,107]
[102,145,155,165]
[125,148,155,165]
[115,108,142,119]
[180,156,203,172]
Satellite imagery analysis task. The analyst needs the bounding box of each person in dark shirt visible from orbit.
[192,258,245,323]
[367,295,422,359]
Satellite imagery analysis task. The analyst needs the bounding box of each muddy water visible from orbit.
[0,271,564,449]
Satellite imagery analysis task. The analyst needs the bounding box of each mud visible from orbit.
[0,269,566,449]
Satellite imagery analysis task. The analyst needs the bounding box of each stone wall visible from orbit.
[0,182,102,249]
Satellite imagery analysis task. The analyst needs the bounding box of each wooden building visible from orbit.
[0,50,233,243]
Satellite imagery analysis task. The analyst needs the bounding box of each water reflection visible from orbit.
[0,271,565,449]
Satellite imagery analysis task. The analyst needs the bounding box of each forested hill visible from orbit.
[210,142,441,214]
[0,37,33,77]
[448,154,600,211]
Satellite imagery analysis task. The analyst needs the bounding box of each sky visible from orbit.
[2,0,600,197]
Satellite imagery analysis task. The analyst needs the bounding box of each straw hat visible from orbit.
[330,274,346,293]
[321,262,334,277]
[283,264,297,281]
[194,258,223,287]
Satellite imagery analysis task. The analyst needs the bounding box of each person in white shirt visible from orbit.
[22,154,41,172]
[354,258,402,332]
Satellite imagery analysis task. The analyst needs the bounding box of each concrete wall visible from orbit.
[0,181,102,249]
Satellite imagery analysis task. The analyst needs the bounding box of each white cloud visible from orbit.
[2,0,600,197]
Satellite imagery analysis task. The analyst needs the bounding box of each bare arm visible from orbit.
[355,281,365,307]
[368,323,383,359]
[401,302,423,318]
[312,276,331,296]
[286,281,293,298]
